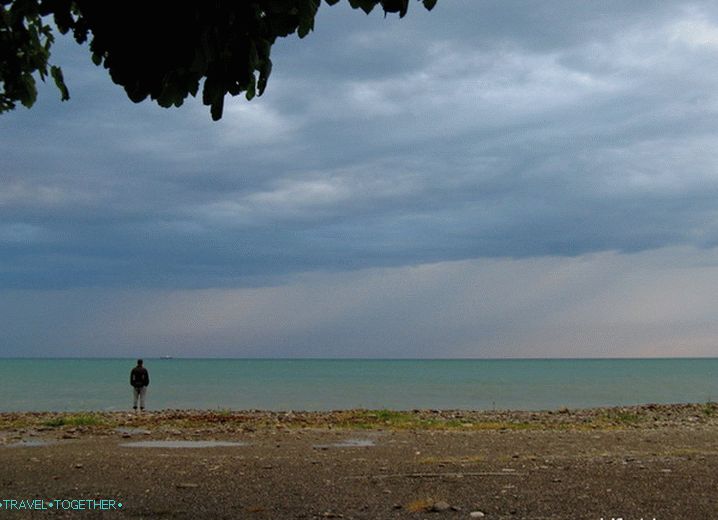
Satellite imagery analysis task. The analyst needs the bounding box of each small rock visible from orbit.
[176,483,198,489]
[74,463,83,469]
[393,504,402,510]
[432,501,451,512]
[469,512,485,518]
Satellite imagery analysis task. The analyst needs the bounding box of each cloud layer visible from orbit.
[4,246,718,358]
[3,1,718,289]
[3,1,718,357]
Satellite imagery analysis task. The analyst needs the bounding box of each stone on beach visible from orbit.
[431,500,451,512]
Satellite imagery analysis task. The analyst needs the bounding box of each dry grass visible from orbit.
[405,498,435,513]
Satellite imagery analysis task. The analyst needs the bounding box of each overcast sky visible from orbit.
[3,0,718,358]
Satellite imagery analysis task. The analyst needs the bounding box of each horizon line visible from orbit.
[2,356,718,361]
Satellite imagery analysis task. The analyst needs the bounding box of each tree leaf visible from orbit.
[210,95,224,121]
[50,65,70,101]
[0,0,441,120]
[245,78,256,101]
[348,0,376,15]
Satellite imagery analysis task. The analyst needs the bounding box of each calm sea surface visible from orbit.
[1,358,716,412]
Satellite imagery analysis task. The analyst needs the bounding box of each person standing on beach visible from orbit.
[130,359,150,411]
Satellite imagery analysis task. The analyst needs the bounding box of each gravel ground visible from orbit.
[1,405,717,519]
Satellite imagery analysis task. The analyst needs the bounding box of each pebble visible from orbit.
[469,512,485,518]
[432,501,451,512]
[176,483,198,489]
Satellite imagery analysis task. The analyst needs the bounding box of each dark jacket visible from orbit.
[130,366,150,388]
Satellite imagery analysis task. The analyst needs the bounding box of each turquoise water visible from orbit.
[0,358,716,412]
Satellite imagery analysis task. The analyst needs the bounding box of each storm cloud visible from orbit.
[2,1,718,356]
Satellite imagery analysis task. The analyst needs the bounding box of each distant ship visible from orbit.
[160,355,173,360]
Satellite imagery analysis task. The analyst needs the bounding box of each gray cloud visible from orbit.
[3,1,718,291]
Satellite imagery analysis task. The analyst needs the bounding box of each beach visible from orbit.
[2,404,717,519]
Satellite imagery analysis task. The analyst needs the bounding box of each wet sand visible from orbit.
[2,404,717,519]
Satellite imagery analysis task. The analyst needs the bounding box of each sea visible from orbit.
[1,358,716,412]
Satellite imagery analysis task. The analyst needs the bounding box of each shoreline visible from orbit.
[2,402,717,432]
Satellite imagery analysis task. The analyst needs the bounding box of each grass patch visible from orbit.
[333,411,553,431]
[597,410,643,427]
[42,414,105,427]
[336,410,419,429]
[338,410,477,430]
[702,402,717,417]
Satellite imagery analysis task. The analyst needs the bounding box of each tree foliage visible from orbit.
[0,0,438,120]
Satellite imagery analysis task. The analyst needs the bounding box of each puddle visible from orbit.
[314,438,376,448]
[6,439,57,448]
[115,427,151,435]
[120,440,247,449]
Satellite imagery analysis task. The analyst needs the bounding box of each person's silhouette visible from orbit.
[130,359,150,411]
